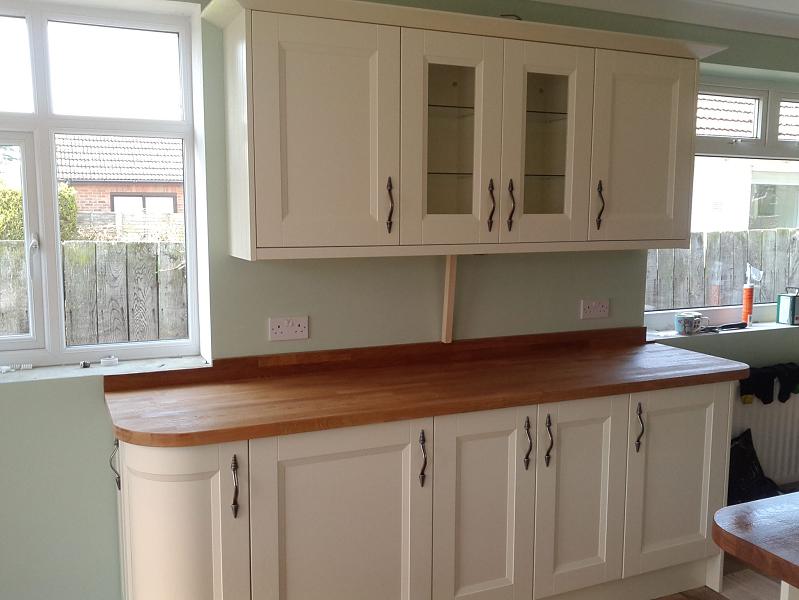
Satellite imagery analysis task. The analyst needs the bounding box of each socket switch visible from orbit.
[579,299,610,320]
[268,316,309,341]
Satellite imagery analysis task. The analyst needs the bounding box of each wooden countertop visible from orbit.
[713,493,799,589]
[105,329,748,447]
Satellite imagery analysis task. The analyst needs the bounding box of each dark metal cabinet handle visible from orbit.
[596,180,606,230]
[386,177,395,234]
[109,439,121,491]
[231,455,240,518]
[419,430,427,487]
[487,178,496,232]
[635,403,645,453]
[523,416,532,470]
[507,178,516,232]
[544,414,554,467]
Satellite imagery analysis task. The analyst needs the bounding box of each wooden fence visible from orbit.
[646,229,799,311]
[0,240,187,344]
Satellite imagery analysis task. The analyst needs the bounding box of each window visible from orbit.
[0,16,34,113]
[646,83,799,321]
[0,6,199,365]
[696,93,761,139]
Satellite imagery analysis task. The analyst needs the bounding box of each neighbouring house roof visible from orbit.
[55,135,184,183]
[697,94,759,138]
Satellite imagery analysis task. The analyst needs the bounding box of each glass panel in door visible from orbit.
[524,73,568,217]
[427,64,476,216]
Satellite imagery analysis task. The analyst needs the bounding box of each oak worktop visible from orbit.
[105,329,748,447]
[713,493,799,589]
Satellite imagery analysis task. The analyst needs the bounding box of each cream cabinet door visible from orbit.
[534,396,628,599]
[623,383,732,577]
[401,28,503,245]
[589,50,696,242]
[251,14,400,247]
[500,41,594,243]
[433,407,535,600]
[250,419,433,600]
[118,441,250,600]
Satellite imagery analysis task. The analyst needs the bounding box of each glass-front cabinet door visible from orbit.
[401,29,502,245]
[500,41,594,243]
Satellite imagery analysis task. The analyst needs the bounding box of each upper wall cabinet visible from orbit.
[211,0,713,259]
[400,29,502,245]
[589,51,697,242]
[501,41,594,243]
[250,13,400,248]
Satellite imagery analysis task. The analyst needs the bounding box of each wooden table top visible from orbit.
[713,493,799,589]
[106,332,748,447]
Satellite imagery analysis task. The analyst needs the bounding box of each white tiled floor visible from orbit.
[723,569,781,600]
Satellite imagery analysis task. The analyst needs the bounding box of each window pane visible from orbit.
[145,196,175,214]
[779,100,799,141]
[646,156,799,312]
[112,196,143,214]
[696,93,759,139]
[48,22,182,120]
[0,17,34,113]
[0,145,32,336]
[55,134,188,346]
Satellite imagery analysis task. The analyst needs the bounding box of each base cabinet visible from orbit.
[623,383,732,578]
[249,419,433,600]
[533,395,628,598]
[116,383,732,600]
[432,407,535,600]
[117,441,249,600]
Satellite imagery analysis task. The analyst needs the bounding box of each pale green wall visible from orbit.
[3,3,799,599]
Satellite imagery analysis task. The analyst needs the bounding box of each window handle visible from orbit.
[28,235,39,280]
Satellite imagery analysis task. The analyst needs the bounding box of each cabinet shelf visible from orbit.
[527,110,567,115]
[525,173,565,178]
[428,171,474,176]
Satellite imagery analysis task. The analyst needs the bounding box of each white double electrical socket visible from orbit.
[579,299,610,320]
[268,316,309,341]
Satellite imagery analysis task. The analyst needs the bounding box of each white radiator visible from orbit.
[732,388,799,485]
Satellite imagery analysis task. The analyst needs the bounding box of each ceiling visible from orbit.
[536,0,799,38]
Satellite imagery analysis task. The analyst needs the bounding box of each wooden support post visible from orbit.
[441,255,457,344]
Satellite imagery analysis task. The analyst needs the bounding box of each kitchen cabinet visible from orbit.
[623,383,732,577]
[533,395,628,598]
[249,419,433,600]
[589,50,696,242]
[110,333,741,600]
[400,28,503,245]
[250,13,400,248]
[432,407,535,600]
[117,441,250,600]
[211,0,713,259]
[500,40,594,243]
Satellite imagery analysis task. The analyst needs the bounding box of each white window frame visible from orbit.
[0,0,203,366]
[646,76,799,330]
[0,131,46,351]
[696,85,768,149]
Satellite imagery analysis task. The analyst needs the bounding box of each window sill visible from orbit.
[0,355,209,385]
[646,320,796,342]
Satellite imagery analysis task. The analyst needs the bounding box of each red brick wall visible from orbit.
[71,182,184,213]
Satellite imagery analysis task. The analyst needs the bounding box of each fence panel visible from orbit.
[63,241,98,346]
[96,242,129,344]
[127,243,159,342]
[647,228,799,312]
[158,242,188,340]
[0,240,28,336]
